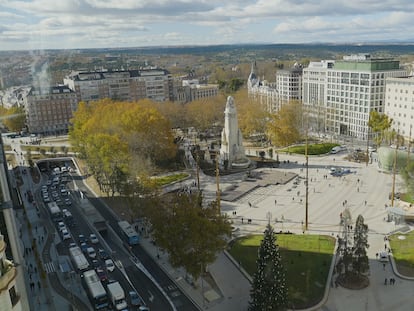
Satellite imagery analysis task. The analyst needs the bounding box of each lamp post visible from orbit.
[305,107,309,231]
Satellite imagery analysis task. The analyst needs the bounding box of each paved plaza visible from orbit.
[193,150,414,311]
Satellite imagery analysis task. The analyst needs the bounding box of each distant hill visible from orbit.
[76,43,414,58]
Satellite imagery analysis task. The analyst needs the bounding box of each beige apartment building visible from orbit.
[174,79,219,103]
[24,85,77,134]
[64,69,174,103]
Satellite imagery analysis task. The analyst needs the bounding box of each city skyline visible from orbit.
[1,0,414,51]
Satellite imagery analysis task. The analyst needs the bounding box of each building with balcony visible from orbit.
[24,85,77,134]
[64,68,174,103]
[276,63,303,105]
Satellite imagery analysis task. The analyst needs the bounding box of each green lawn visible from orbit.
[154,173,189,186]
[389,232,414,277]
[280,143,338,155]
[228,234,335,309]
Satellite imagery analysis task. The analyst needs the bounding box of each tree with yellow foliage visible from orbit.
[267,100,302,148]
[69,99,177,195]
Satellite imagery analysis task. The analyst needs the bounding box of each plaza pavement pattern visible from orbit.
[190,151,414,311]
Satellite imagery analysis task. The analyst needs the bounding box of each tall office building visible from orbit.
[385,76,414,141]
[325,54,407,140]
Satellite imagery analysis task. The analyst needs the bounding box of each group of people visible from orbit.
[384,277,396,285]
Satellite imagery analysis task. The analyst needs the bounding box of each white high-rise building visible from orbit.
[302,60,335,135]
[275,63,303,105]
[325,54,407,140]
[385,76,414,142]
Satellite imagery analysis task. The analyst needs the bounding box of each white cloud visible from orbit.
[1,0,414,49]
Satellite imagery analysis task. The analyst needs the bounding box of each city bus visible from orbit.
[118,220,139,246]
[82,269,109,310]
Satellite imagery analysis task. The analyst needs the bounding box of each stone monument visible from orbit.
[219,96,250,170]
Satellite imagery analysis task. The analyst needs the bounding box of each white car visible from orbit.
[105,259,115,272]
[61,229,71,240]
[57,222,66,232]
[89,233,99,244]
[86,247,96,259]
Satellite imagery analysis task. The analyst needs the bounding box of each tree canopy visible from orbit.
[233,89,270,138]
[266,100,302,147]
[69,99,177,195]
[146,192,232,280]
[1,106,26,132]
[368,110,393,147]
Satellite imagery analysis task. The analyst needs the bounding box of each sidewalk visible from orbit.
[14,146,90,311]
[139,235,251,311]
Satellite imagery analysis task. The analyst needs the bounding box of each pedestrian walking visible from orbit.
[241,217,244,224]
[384,278,388,285]
[37,281,41,289]
[383,263,386,270]
[274,199,277,206]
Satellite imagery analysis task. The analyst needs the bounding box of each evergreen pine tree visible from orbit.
[352,214,369,276]
[249,224,288,311]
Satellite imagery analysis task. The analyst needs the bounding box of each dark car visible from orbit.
[98,248,109,260]
[78,234,88,244]
[96,267,108,283]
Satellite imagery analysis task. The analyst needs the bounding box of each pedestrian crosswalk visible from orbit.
[43,262,55,273]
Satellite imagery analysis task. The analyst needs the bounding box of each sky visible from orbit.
[1,0,414,51]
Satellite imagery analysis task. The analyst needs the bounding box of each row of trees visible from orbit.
[336,210,370,287]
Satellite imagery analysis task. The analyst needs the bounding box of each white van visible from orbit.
[330,146,341,154]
